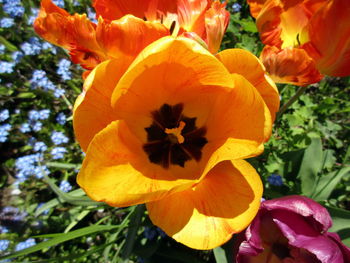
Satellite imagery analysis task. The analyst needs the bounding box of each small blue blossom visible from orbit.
[0,61,15,74]
[0,226,9,234]
[19,123,31,133]
[0,240,10,252]
[15,153,44,182]
[267,174,283,186]
[143,227,165,240]
[53,0,65,8]
[57,58,72,80]
[28,110,40,121]
[0,44,5,54]
[30,70,56,92]
[0,123,11,142]
[51,147,67,160]
[87,7,97,23]
[3,1,25,17]
[32,121,43,132]
[232,3,242,12]
[53,88,65,98]
[27,8,39,25]
[0,17,15,28]
[34,142,47,152]
[36,203,50,216]
[59,180,72,193]
[15,238,36,252]
[21,38,42,56]
[39,109,50,120]
[42,42,57,54]
[51,131,69,145]
[11,51,24,63]
[0,109,9,122]
[56,112,66,125]
[0,206,27,222]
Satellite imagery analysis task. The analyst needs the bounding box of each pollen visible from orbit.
[165,121,186,144]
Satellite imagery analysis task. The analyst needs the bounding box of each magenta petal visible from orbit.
[326,232,350,262]
[261,195,332,233]
[272,211,345,263]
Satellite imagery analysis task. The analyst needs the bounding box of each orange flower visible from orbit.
[34,0,229,70]
[249,0,350,85]
[73,36,279,249]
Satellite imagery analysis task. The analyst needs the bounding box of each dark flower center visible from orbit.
[143,103,208,169]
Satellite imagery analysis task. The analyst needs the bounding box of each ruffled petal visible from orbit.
[260,45,323,86]
[204,1,230,54]
[96,15,169,59]
[77,120,196,207]
[34,0,106,69]
[302,0,350,76]
[147,160,263,250]
[216,48,280,121]
[247,0,268,18]
[73,58,132,152]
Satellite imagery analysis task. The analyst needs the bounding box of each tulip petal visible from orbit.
[272,210,346,263]
[147,160,263,250]
[303,0,350,76]
[260,45,323,86]
[96,15,169,59]
[247,0,267,18]
[216,48,280,121]
[34,0,106,69]
[77,120,196,207]
[73,58,132,152]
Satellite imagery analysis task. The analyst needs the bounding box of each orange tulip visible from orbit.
[73,36,279,249]
[249,0,350,85]
[34,0,229,70]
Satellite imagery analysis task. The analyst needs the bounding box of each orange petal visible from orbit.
[96,15,169,59]
[93,0,151,20]
[261,45,323,86]
[247,0,268,18]
[73,58,132,152]
[147,160,263,250]
[77,120,196,207]
[302,0,350,76]
[204,1,230,54]
[216,48,280,121]
[34,0,106,70]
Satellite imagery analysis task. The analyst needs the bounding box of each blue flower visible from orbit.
[51,131,69,145]
[0,240,10,252]
[0,109,9,122]
[53,88,65,98]
[52,0,65,8]
[15,153,45,181]
[0,61,15,74]
[0,44,5,54]
[0,226,9,234]
[0,206,27,222]
[11,51,24,63]
[0,123,11,142]
[30,70,56,92]
[27,8,39,25]
[21,38,42,56]
[51,147,67,160]
[15,238,36,252]
[3,1,25,17]
[57,58,72,80]
[87,7,97,23]
[267,174,283,186]
[59,180,72,193]
[232,3,242,12]
[31,121,43,132]
[0,17,15,28]
[28,110,40,121]
[39,109,50,120]
[19,123,31,133]
[33,142,47,153]
[42,42,57,54]
[56,112,66,125]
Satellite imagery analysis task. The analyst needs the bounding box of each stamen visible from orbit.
[169,21,176,35]
[165,121,185,144]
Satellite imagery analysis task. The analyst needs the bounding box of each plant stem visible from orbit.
[277,85,308,119]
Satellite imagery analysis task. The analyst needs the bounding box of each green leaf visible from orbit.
[64,209,91,233]
[213,246,228,263]
[312,167,350,201]
[326,206,350,246]
[299,137,323,196]
[46,162,81,169]
[122,205,145,261]
[0,225,122,261]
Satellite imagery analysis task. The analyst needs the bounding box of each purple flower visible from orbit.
[236,195,350,263]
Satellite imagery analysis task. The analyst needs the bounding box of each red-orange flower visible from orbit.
[249,0,350,85]
[34,0,230,70]
[73,36,279,249]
